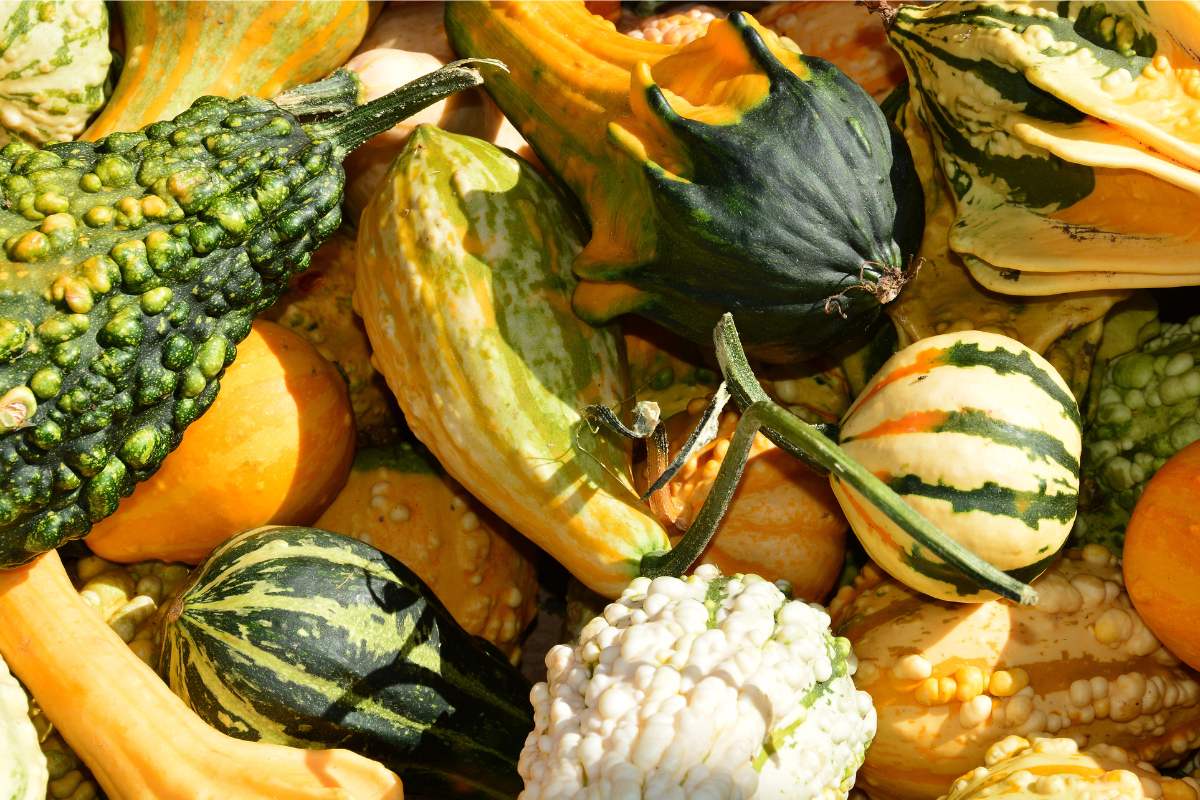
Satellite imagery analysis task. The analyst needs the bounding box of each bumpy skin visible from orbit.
[1076,315,1200,552]
[521,564,876,799]
[0,91,347,567]
[830,546,1200,800]
[1,653,46,800]
[940,735,1199,800]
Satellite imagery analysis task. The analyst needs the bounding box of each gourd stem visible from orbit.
[644,314,1039,606]
[308,59,506,159]
[273,69,363,117]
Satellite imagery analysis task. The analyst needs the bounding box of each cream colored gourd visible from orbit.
[940,736,1199,800]
[0,551,405,800]
[830,546,1200,800]
[833,330,1081,602]
[0,654,46,800]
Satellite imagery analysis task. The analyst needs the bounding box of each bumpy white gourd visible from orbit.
[0,653,48,800]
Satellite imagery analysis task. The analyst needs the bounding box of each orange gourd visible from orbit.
[0,550,404,800]
[1125,439,1200,673]
[85,321,355,564]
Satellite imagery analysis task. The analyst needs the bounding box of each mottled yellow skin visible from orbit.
[831,547,1200,800]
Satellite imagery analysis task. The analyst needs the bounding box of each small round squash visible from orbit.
[85,321,355,564]
[1125,439,1200,672]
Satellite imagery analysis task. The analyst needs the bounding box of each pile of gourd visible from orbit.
[2,2,1200,799]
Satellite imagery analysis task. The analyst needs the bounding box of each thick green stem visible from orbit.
[308,59,506,159]
[643,314,1039,606]
[273,69,363,117]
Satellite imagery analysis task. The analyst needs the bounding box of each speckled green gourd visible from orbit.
[0,63,489,567]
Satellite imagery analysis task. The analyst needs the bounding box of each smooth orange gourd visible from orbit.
[0,550,404,800]
[1125,440,1200,673]
[86,321,355,564]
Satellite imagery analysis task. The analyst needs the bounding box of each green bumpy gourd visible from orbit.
[0,63,490,567]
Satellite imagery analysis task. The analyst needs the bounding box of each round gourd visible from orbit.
[0,654,46,800]
[830,546,1200,800]
[85,321,355,564]
[940,736,1199,800]
[315,443,539,659]
[659,402,848,602]
[1125,439,1200,673]
[832,330,1081,602]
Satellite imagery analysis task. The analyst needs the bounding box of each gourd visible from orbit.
[160,526,534,800]
[1125,439,1200,673]
[940,736,1200,800]
[85,1,370,139]
[0,550,406,799]
[619,4,722,44]
[0,1,111,146]
[888,2,1200,294]
[653,399,848,601]
[446,1,925,363]
[315,442,539,659]
[265,232,402,444]
[356,125,670,599]
[0,59,489,567]
[342,2,506,220]
[833,330,1081,602]
[829,546,1200,800]
[84,321,355,564]
[0,654,46,800]
[623,319,719,421]
[758,2,904,99]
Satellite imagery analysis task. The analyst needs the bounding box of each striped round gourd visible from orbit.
[160,526,533,799]
[832,330,1081,602]
[0,654,46,800]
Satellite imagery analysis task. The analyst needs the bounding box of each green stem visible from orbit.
[273,69,363,117]
[642,314,1039,606]
[307,59,506,159]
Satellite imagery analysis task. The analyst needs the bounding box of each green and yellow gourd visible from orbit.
[446,1,924,363]
[830,546,1200,800]
[0,654,46,800]
[86,1,371,139]
[833,330,1081,602]
[356,125,669,599]
[0,1,111,146]
[888,2,1200,294]
[0,60,488,567]
[160,526,534,800]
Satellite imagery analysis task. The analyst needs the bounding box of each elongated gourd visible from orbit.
[830,547,1200,800]
[357,126,668,598]
[0,61,488,567]
[446,1,924,363]
[85,1,370,139]
[833,330,1081,602]
[0,550,405,800]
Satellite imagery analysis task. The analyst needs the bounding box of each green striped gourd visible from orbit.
[0,62,487,568]
[0,1,111,146]
[0,654,46,800]
[356,125,670,599]
[888,2,1200,294]
[160,526,534,800]
[832,330,1081,602]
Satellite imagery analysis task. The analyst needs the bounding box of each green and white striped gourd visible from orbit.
[888,2,1200,293]
[160,525,533,800]
[0,654,47,800]
[832,331,1082,602]
[0,1,111,146]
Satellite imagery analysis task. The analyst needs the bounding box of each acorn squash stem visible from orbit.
[645,314,1040,605]
[308,59,502,158]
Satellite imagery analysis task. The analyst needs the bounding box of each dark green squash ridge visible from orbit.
[0,62,491,567]
[160,526,533,800]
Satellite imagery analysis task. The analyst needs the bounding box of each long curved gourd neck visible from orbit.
[445,1,805,275]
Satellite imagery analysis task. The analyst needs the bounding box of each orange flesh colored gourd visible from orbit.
[0,550,404,800]
[85,1,370,139]
[830,547,1200,800]
[1125,440,1200,675]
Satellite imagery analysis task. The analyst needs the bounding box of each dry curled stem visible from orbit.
[823,256,924,318]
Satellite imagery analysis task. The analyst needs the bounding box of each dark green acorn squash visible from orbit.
[445,1,923,363]
[159,525,533,800]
